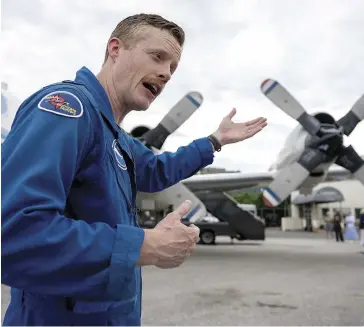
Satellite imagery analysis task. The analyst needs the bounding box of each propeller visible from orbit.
[140,91,203,149]
[133,91,208,223]
[335,145,364,183]
[261,79,321,136]
[262,148,328,207]
[337,94,364,136]
[260,78,364,207]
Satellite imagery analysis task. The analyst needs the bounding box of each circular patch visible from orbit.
[112,140,127,170]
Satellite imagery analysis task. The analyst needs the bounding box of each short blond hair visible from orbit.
[103,13,185,63]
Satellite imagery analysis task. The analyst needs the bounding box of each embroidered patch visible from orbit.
[112,140,127,170]
[37,91,83,118]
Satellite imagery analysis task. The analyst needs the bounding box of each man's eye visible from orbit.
[153,53,161,60]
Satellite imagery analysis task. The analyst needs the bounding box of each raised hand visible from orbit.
[212,108,267,146]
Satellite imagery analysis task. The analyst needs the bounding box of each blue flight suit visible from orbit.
[1,66,214,326]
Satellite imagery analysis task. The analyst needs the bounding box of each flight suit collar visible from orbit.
[74,66,133,159]
[74,66,117,129]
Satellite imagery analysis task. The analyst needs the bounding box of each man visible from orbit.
[1,13,267,326]
[323,212,333,239]
[333,211,344,242]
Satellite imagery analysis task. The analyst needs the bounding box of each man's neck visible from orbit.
[96,69,128,125]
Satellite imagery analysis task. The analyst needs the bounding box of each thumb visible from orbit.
[171,200,192,220]
[225,108,237,120]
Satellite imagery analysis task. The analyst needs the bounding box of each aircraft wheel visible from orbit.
[236,233,245,241]
[199,230,216,245]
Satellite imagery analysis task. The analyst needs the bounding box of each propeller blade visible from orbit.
[262,148,328,206]
[337,94,364,136]
[261,79,321,136]
[141,91,203,149]
[335,145,364,185]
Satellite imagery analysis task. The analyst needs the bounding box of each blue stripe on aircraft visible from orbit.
[263,80,278,95]
[186,94,200,107]
[183,204,201,221]
[265,187,281,203]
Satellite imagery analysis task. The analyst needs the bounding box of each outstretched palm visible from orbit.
[213,108,267,146]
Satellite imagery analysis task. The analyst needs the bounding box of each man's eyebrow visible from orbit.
[148,48,170,56]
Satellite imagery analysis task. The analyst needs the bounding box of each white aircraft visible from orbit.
[128,79,364,219]
[2,79,363,227]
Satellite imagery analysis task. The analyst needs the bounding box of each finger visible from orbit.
[188,223,200,232]
[255,119,268,129]
[253,121,268,130]
[187,224,200,242]
[236,119,267,131]
[172,200,192,220]
[246,125,266,137]
[245,119,268,131]
[188,223,200,233]
[244,117,267,126]
[252,118,268,126]
[182,222,199,233]
[238,126,262,140]
[225,108,237,120]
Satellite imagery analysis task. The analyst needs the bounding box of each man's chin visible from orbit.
[133,105,149,112]
[134,99,153,111]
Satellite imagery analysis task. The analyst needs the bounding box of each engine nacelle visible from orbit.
[129,125,151,139]
[270,112,338,172]
[312,112,337,125]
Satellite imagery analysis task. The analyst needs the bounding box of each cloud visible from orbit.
[2,0,364,173]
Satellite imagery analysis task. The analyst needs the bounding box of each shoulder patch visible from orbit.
[37,91,83,118]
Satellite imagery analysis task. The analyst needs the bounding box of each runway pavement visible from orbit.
[2,229,364,325]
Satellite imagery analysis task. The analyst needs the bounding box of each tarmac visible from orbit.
[2,229,364,325]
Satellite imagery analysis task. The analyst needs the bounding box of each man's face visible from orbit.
[110,26,182,111]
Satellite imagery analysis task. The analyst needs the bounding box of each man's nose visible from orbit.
[157,67,171,83]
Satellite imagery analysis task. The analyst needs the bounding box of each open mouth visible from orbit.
[143,82,159,97]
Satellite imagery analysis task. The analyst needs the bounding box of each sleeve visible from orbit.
[1,87,144,301]
[130,136,214,193]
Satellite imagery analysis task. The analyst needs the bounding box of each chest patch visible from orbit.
[37,90,83,118]
[112,139,127,170]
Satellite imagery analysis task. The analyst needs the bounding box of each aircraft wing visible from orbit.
[325,166,355,181]
[182,172,274,192]
[181,166,356,193]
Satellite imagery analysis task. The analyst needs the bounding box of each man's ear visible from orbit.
[107,37,123,61]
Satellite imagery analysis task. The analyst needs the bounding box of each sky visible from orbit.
[2,0,364,173]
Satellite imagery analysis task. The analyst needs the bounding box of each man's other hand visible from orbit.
[138,200,200,268]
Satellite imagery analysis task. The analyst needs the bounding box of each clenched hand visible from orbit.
[138,200,200,269]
